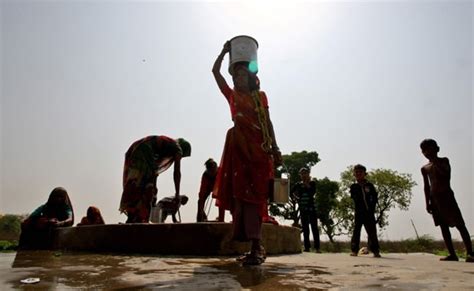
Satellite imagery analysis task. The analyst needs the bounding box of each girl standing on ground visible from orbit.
[212,40,282,265]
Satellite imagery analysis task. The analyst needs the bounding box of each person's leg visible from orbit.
[440,224,458,261]
[125,215,134,223]
[198,191,211,222]
[197,198,205,222]
[309,211,320,252]
[171,213,178,223]
[218,207,225,222]
[160,211,169,223]
[126,209,139,223]
[140,184,156,222]
[364,216,380,257]
[251,239,264,254]
[122,180,141,223]
[234,201,265,266]
[351,218,363,255]
[301,212,311,251]
[456,224,474,260]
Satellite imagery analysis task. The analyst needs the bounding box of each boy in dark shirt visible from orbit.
[291,167,320,252]
[420,139,474,262]
[350,164,381,257]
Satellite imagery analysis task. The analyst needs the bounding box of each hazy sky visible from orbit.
[1,0,472,241]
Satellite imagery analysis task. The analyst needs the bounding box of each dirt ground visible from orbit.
[0,251,473,290]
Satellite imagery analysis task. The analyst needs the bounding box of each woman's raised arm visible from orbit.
[212,41,231,93]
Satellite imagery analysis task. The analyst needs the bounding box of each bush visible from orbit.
[380,235,438,253]
[0,214,24,241]
[314,235,472,257]
[320,241,350,253]
[0,240,18,251]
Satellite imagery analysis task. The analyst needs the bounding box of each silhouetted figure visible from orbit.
[19,187,74,249]
[420,139,474,262]
[212,40,282,265]
[291,167,320,253]
[349,164,381,258]
[77,206,105,226]
[119,135,191,223]
[157,195,189,223]
[197,158,219,222]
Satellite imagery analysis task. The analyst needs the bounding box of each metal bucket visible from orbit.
[272,173,290,205]
[229,35,259,75]
[149,206,162,223]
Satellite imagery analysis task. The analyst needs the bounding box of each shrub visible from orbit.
[0,240,18,251]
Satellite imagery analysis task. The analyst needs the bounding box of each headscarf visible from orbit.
[177,138,191,157]
[86,206,105,224]
[45,187,74,224]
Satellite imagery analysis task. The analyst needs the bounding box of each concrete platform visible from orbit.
[52,222,301,255]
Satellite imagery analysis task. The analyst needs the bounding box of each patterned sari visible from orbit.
[213,85,274,220]
[119,135,181,223]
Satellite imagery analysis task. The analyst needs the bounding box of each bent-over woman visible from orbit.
[119,135,191,223]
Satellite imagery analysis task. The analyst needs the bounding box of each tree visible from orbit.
[269,151,320,226]
[0,214,25,241]
[336,166,417,234]
[314,177,339,243]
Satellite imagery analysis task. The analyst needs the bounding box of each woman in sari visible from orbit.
[119,135,191,223]
[20,187,74,249]
[77,206,105,226]
[212,41,282,265]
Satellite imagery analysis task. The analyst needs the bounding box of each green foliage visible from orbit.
[276,151,320,187]
[0,214,24,239]
[0,240,18,251]
[269,150,320,226]
[307,237,471,255]
[369,168,416,228]
[325,190,354,238]
[336,166,417,234]
[270,155,417,244]
[319,241,350,253]
[315,178,339,242]
[381,235,437,253]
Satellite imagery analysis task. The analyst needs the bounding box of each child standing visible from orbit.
[291,167,320,252]
[350,164,381,258]
[420,139,474,262]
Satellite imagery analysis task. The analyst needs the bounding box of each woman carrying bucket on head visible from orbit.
[212,36,282,266]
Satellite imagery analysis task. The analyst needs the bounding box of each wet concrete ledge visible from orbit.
[52,223,301,255]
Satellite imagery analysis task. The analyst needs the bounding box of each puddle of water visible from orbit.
[1,251,333,290]
[208,260,332,290]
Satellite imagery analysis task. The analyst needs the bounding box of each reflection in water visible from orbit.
[211,261,329,289]
[4,251,332,290]
[10,251,136,289]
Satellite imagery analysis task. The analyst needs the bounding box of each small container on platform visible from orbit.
[272,173,290,205]
[228,35,259,75]
[149,206,162,223]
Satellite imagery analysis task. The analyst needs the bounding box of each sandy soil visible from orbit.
[0,251,473,290]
